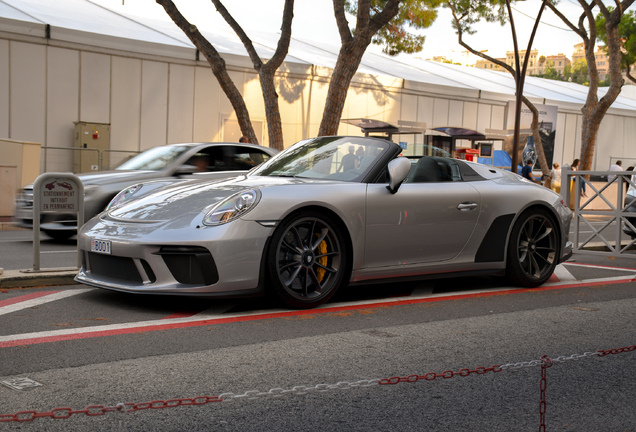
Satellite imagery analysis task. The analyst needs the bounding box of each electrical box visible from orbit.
[455,148,479,162]
[73,122,110,173]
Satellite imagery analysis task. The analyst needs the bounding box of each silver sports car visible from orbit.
[76,136,573,309]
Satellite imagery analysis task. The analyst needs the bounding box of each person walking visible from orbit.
[571,158,587,197]
[550,162,561,194]
[521,160,535,182]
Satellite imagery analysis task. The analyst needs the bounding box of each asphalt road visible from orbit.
[1,230,635,431]
[0,230,78,271]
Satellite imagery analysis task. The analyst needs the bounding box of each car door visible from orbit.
[364,158,481,267]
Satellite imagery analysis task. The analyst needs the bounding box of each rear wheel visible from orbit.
[506,208,559,287]
[267,212,347,309]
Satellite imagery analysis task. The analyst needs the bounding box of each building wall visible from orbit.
[0,34,635,174]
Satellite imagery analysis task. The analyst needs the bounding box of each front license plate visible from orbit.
[91,239,111,255]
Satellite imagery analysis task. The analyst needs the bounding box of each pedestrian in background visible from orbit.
[571,158,587,197]
[239,136,249,143]
[608,160,623,182]
[550,162,561,194]
[521,160,535,182]
[626,166,634,194]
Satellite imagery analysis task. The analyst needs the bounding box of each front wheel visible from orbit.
[43,229,75,241]
[505,208,559,287]
[267,212,347,309]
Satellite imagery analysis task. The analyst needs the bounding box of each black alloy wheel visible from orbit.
[506,208,559,287]
[267,212,346,309]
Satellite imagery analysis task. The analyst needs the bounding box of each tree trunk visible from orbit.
[156,0,257,144]
[259,72,284,150]
[209,0,294,150]
[580,10,624,171]
[318,40,368,136]
[318,0,400,137]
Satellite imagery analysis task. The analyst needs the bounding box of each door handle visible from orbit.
[457,202,478,211]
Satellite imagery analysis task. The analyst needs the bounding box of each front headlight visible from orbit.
[203,189,261,226]
[107,184,143,210]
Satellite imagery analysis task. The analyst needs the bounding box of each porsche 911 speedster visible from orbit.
[76,136,573,309]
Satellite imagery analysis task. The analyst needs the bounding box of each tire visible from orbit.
[267,211,347,309]
[43,229,75,241]
[505,208,559,287]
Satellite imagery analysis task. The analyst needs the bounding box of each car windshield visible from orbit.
[251,136,394,182]
[116,146,190,171]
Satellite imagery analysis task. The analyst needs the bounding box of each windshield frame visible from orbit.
[250,136,399,183]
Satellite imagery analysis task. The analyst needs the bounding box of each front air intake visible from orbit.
[154,246,219,285]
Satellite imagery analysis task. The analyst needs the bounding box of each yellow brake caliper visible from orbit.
[316,235,328,282]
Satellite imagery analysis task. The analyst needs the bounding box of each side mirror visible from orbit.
[386,157,411,194]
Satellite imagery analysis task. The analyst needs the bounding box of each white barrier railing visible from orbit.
[562,169,636,257]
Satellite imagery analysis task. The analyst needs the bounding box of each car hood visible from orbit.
[22,170,160,190]
[106,175,314,222]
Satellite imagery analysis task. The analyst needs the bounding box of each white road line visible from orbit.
[2,273,635,346]
[566,262,636,272]
[554,264,577,282]
[0,308,288,344]
[0,289,93,317]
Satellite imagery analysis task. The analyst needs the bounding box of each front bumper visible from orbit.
[75,215,275,296]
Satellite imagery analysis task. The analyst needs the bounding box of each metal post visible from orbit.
[31,173,84,272]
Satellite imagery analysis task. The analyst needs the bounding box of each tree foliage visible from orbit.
[596,8,636,84]
[319,0,442,136]
[543,61,560,79]
[344,0,440,55]
[567,58,589,85]
[546,0,635,171]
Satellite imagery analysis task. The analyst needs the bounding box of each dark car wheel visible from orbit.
[506,208,559,287]
[43,230,75,241]
[267,211,347,309]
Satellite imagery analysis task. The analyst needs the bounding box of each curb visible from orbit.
[0,268,79,289]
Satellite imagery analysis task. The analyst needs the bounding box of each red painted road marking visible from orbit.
[0,291,61,308]
[1,274,635,348]
[547,273,560,283]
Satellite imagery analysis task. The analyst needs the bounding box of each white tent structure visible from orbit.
[1,0,636,174]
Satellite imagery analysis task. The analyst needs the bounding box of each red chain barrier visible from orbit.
[538,355,553,432]
[597,345,636,356]
[1,345,634,425]
[378,365,502,385]
[0,396,221,423]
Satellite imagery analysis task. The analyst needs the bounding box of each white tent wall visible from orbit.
[80,51,111,123]
[111,56,142,155]
[9,41,46,145]
[47,46,80,173]
[0,40,7,140]
[140,60,169,152]
[1,15,636,174]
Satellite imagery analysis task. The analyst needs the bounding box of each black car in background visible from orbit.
[13,142,277,239]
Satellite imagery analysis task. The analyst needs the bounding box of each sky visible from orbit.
[99,0,634,65]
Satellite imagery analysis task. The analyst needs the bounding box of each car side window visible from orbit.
[406,157,462,183]
[184,146,273,173]
[227,147,271,170]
